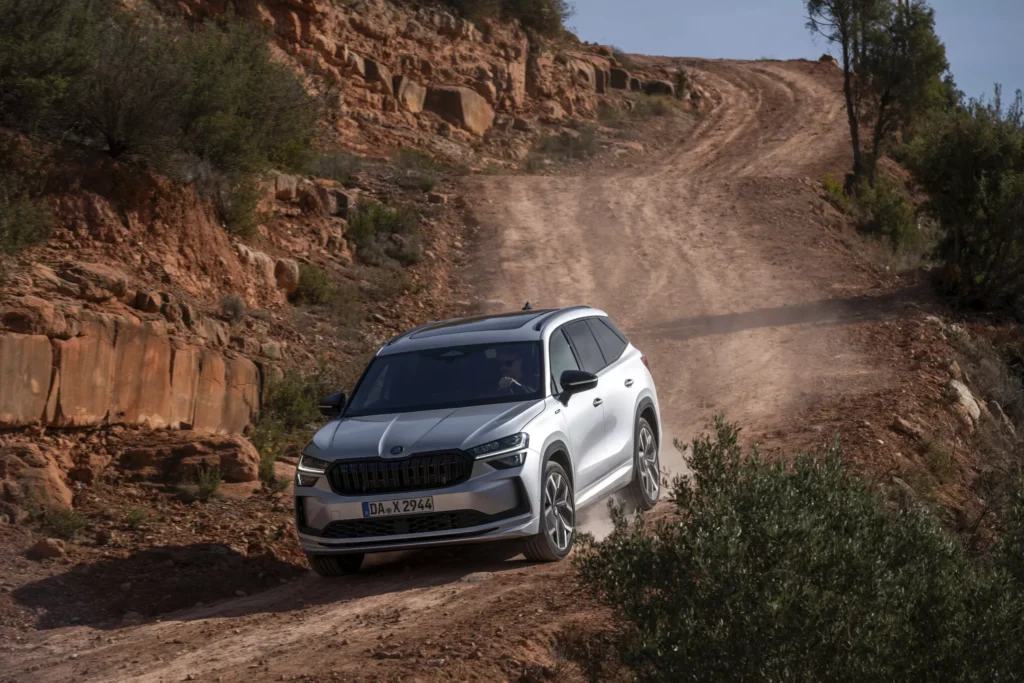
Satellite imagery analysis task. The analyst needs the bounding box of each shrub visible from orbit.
[392,147,439,192]
[124,507,149,530]
[575,416,1024,681]
[219,295,246,324]
[307,150,361,187]
[630,93,672,119]
[851,176,917,250]
[0,190,52,255]
[195,465,222,502]
[217,174,264,239]
[43,507,88,540]
[440,0,572,35]
[292,263,333,305]
[346,201,421,266]
[673,68,690,99]
[823,173,850,213]
[904,88,1024,313]
[612,47,635,71]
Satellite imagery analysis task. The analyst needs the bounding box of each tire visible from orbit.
[306,552,365,576]
[623,417,661,512]
[524,460,575,562]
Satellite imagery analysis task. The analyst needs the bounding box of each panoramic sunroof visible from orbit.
[409,310,555,339]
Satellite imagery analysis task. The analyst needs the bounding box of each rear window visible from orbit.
[588,318,628,364]
[564,321,606,374]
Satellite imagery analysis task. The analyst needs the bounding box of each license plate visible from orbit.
[362,496,434,518]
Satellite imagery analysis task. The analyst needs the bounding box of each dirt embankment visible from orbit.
[1,57,947,682]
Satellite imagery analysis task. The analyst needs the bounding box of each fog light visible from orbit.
[296,473,320,487]
[489,452,526,469]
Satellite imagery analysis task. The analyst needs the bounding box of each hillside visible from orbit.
[2,1,1020,680]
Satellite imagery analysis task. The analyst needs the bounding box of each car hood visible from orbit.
[311,400,546,461]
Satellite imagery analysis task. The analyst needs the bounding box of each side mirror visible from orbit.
[560,370,598,397]
[319,392,346,419]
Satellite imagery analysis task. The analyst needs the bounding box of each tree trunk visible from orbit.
[840,39,863,181]
[869,90,891,185]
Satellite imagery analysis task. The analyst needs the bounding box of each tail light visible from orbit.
[641,354,650,371]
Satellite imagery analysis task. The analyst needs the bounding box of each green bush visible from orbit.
[851,176,918,250]
[0,191,53,255]
[217,174,264,239]
[630,93,672,119]
[575,417,1024,682]
[43,507,88,540]
[195,465,221,502]
[440,0,573,35]
[347,201,421,266]
[823,173,850,213]
[904,88,1024,312]
[673,68,690,99]
[292,263,333,305]
[124,507,149,530]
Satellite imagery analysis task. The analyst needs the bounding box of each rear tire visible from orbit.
[306,552,365,576]
[524,460,575,562]
[623,417,660,511]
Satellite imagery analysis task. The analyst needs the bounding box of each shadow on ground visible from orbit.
[646,285,933,341]
[13,541,527,630]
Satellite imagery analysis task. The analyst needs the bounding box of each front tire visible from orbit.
[306,552,365,576]
[624,417,660,511]
[523,460,575,562]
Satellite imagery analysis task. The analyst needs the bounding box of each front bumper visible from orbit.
[295,450,542,555]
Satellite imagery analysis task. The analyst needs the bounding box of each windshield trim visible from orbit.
[341,341,545,418]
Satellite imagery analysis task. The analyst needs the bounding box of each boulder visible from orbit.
[345,50,367,78]
[274,258,301,296]
[57,262,129,302]
[27,538,66,561]
[424,86,495,136]
[1,443,73,509]
[948,379,982,430]
[273,173,300,202]
[120,435,261,483]
[0,296,66,336]
[364,57,393,96]
[642,79,675,97]
[609,67,630,90]
[133,291,162,314]
[393,75,427,114]
[0,333,53,428]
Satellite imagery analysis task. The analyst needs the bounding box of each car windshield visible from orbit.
[345,341,544,417]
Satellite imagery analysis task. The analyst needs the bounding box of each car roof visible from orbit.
[378,306,607,355]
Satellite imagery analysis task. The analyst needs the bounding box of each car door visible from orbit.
[561,321,613,493]
[587,317,636,469]
[549,327,607,494]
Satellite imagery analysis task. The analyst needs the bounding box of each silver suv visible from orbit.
[295,306,662,575]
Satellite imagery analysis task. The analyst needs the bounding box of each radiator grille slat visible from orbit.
[327,452,470,495]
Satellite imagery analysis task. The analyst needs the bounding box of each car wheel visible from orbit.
[624,417,660,511]
[523,460,575,562]
[306,552,365,576]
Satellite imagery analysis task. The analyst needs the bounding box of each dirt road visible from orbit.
[3,59,892,683]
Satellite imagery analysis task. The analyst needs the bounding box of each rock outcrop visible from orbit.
[120,434,261,483]
[424,86,496,136]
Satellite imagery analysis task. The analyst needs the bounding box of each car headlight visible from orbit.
[466,433,529,459]
[296,444,330,487]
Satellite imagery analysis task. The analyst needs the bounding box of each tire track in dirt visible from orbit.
[4,59,892,683]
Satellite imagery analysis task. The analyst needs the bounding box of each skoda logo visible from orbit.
[390,446,404,455]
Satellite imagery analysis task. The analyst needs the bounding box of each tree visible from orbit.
[861,0,949,181]
[806,0,951,184]
[904,87,1024,312]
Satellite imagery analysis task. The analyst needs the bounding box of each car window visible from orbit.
[549,329,580,394]
[564,320,606,374]
[345,342,543,416]
[588,318,627,364]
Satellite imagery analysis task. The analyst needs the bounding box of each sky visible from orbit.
[569,0,1024,102]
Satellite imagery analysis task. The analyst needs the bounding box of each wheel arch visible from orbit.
[635,395,661,447]
[542,439,574,487]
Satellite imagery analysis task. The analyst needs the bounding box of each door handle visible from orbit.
[593,398,603,407]
[624,379,634,388]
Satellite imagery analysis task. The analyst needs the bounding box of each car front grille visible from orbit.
[326,451,471,496]
[319,510,503,539]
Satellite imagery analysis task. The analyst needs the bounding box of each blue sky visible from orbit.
[570,0,1023,102]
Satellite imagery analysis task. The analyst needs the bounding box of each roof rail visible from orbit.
[533,305,590,331]
[385,319,445,346]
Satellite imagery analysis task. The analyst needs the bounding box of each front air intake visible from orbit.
[326,451,472,495]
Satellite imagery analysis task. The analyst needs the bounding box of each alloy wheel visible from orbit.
[638,424,660,502]
[543,471,574,552]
